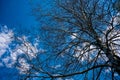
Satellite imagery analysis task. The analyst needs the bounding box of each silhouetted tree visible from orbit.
[14,0,120,80]
[114,0,120,11]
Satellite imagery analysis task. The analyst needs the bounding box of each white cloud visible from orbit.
[113,12,120,26]
[2,56,13,67]
[8,35,46,74]
[71,33,77,39]
[51,64,61,69]
[17,58,30,74]
[0,25,14,67]
[65,78,74,80]
[0,25,44,74]
[73,43,98,62]
[0,25,13,57]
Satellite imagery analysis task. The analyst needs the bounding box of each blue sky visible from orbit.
[0,0,54,79]
[0,0,38,79]
[0,0,37,31]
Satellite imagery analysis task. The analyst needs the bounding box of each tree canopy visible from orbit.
[31,0,120,79]
[1,0,120,80]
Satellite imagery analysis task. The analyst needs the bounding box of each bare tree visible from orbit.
[113,0,120,12]
[11,0,120,80]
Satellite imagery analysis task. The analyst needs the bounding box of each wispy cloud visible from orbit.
[0,25,13,57]
[0,25,46,74]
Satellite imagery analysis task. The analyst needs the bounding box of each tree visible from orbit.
[2,0,120,80]
[30,0,120,79]
[114,0,120,11]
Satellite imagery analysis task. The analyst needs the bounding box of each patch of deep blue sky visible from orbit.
[0,0,55,37]
[0,0,40,35]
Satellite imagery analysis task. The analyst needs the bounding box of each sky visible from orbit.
[0,0,54,79]
[0,0,37,33]
[0,0,39,79]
